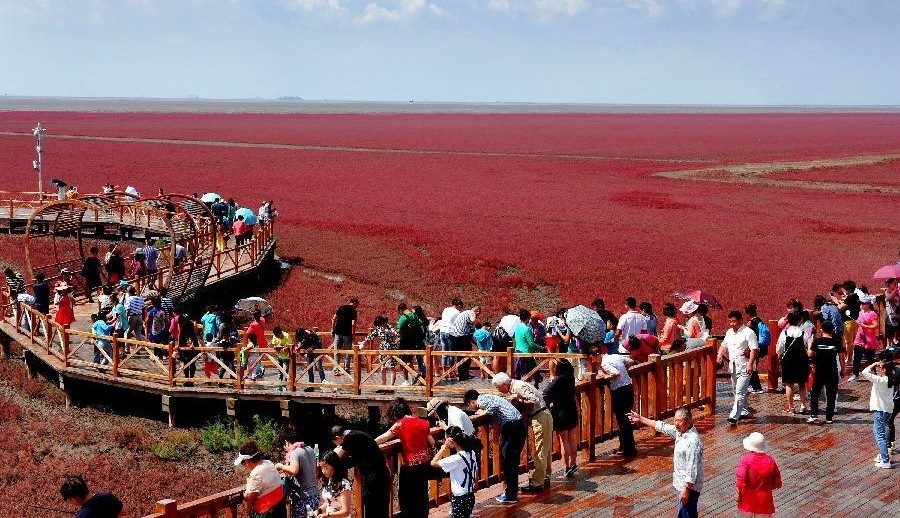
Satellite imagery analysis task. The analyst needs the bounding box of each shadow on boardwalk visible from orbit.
[443,380,899,517]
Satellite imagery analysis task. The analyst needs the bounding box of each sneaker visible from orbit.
[793,394,801,401]
[782,406,795,414]
[727,418,738,427]
[807,416,819,424]
[798,405,808,415]
[495,495,518,504]
[565,464,578,478]
[749,388,765,394]
[824,419,833,424]
[847,375,857,382]
[875,461,893,469]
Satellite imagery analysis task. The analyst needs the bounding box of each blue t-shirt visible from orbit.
[200,312,221,342]
[92,320,114,347]
[473,328,493,352]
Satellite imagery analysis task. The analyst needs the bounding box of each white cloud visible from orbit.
[626,0,663,18]
[531,0,589,18]
[484,0,512,12]
[284,0,346,11]
[359,0,450,23]
[759,0,785,20]
[709,0,742,17]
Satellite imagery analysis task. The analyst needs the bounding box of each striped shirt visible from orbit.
[126,295,145,316]
[476,394,521,426]
[160,297,174,316]
[5,274,25,295]
[448,310,476,337]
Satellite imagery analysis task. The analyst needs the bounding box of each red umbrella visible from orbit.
[873,264,900,279]
[673,288,722,309]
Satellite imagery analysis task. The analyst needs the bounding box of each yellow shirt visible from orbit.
[271,334,292,360]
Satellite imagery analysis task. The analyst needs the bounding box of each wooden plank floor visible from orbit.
[435,379,899,517]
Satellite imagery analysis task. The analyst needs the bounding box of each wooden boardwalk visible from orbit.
[434,378,899,517]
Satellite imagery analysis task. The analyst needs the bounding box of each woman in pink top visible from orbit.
[658,303,680,351]
[852,298,879,378]
[735,432,782,517]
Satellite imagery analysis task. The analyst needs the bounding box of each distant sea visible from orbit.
[2,96,899,114]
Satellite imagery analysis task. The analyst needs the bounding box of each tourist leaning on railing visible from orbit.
[464,389,525,505]
[375,397,434,518]
[330,425,390,518]
[234,440,287,518]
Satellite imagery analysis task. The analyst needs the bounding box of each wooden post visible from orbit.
[236,345,244,391]
[585,373,597,461]
[352,344,362,395]
[705,346,717,415]
[61,328,70,367]
[424,345,433,398]
[155,499,177,518]
[505,346,514,377]
[288,347,297,393]
[767,319,781,392]
[111,335,120,378]
[648,354,662,419]
[167,342,176,387]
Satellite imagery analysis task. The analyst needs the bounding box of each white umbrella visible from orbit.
[565,305,603,344]
[201,192,223,203]
[235,297,273,316]
[498,314,521,336]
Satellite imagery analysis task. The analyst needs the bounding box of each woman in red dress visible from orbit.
[54,282,76,329]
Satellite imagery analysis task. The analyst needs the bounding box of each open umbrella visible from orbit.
[234,207,258,225]
[234,297,273,316]
[498,314,521,336]
[673,288,721,309]
[201,192,223,203]
[565,305,603,344]
[873,264,900,280]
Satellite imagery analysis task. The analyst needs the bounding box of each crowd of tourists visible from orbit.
[8,246,897,517]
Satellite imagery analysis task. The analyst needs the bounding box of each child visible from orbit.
[271,326,292,388]
[860,351,895,468]
[472,322,493,379]
[431,426,479,518]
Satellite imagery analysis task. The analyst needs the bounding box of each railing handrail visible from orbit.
[138,344,717,518]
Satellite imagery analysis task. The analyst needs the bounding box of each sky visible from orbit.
[1,0,898,105]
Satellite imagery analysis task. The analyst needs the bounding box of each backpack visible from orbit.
[150,308,168,336]
[751,317,771,355]
[491,326,511,348]
[399,313,424,344]
[302,332,322,351]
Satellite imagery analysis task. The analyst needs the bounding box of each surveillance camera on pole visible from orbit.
[32,123,46,198]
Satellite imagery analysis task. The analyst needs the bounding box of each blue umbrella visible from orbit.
[200,192,222,203]
[234,207,258,225]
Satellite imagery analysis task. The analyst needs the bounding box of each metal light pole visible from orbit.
[32,123,45,198]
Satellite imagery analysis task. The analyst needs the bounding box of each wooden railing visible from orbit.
[140,343,717,518]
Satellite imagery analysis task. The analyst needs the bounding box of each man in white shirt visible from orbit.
[439,298,463,374]
[716,310,759,426]
[597,344,638,457]
[614,297,649,354]
[425,397,475,435]
[629,407,704,517]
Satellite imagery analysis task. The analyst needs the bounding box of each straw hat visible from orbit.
[423,396,449,417]
[742,432,767,453]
